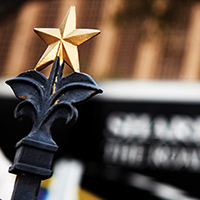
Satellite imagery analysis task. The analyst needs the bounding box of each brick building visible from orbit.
[1,0,200,79]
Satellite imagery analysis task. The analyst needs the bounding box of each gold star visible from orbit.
[34,6,100,72]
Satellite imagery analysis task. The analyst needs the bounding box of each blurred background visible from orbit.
[2,0,200,79]
[1,0,200,199]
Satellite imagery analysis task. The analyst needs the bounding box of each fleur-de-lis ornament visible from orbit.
[6,5,102,147]
[6,6,102,200]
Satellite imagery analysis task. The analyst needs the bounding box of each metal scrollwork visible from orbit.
[6,57,102,147]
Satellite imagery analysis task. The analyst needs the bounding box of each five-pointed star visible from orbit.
[34,6,100,72]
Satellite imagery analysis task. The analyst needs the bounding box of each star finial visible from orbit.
[34,6,100,72]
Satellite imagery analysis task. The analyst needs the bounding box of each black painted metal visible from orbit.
[10,174,41,200]
[6,56,102,200]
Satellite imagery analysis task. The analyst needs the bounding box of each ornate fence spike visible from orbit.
[6,5,102,200]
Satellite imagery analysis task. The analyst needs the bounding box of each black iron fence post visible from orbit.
[10,174,42,200]
[5,5,102,200]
